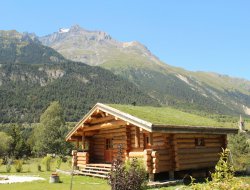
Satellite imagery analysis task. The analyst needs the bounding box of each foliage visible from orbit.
[0,132,13,157]
[8,124,31,159]
[108,144,147,190]
[42,155,52,171]
[211,148,234,182]
[0,62,158,123]
[228,133,250,170]
[37,163,42,172]
[32,101,72,156]
[0,158,3,166]
[5,159,12,173]
[188,148,250,190]
[14,160,23,172]
[56,157,62,169]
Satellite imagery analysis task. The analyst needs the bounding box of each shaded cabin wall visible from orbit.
[151,133,172,173]
[173,134,226,171]
[90,125,128,163]
[128,128,173,174]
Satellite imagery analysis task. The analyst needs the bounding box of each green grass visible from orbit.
[109,104,235,127]
[0,158,110,190]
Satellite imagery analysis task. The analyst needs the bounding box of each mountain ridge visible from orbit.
[0,30,158,123]
[40,25,250,116]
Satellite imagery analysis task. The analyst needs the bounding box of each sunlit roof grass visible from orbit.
[109,104,235,128]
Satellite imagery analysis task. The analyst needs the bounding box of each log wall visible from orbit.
[174,134,226,171]
[72,151,89,169]
[91,126,128,163]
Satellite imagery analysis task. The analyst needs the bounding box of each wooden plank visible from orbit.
[88,115,114,125]
[83,120,126,132]
[135,127,140,148]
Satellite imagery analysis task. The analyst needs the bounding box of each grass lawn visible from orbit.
[0,158,110,190]
[109,104,234,127]
[0,158,249,190]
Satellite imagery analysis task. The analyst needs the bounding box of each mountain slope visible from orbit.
[0,30,158,123]
[0,30,66,64]
[40,25,250,116]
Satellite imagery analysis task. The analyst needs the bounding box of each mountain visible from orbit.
[0,30,66,64]
[0,30,158,123]
[40,25,250,116]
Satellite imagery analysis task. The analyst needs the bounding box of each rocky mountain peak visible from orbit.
[69,24,83,32]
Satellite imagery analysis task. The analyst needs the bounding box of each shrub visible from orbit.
[42,155,52,171]
[0,158,3,166]
[14,160,23,172]
[37,164,42,172]
[189,148,250,190]
[108,144,147,190]
[211,148,234,182]
[6,159,12,173]
[56,157,62,169]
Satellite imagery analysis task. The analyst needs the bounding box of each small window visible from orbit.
[106,138,113,150]
[195,138,205,146]
[144,134,151,148]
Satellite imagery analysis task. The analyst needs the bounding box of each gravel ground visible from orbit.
[0,175,45,184]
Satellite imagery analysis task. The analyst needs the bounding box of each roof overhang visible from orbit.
[66,103,153,141]
[66,103,239,142]
[152,124,238,134]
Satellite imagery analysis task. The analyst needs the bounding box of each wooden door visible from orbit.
[104,138,113,163]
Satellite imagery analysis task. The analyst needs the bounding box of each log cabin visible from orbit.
[66,103,238,180]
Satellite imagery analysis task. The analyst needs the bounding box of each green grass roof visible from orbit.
[109,104,235,128]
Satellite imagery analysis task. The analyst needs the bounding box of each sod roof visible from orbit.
[108,104,235,128]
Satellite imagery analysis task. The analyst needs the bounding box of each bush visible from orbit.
[37,164,42,172]
[14,160,23,172]
[228,133,250,170]
[6,159,12,173]
[189,148,250,190]
[108,144,147,190]
[56,157,62,169]
[42,155,52,171]
[0,158,3,166]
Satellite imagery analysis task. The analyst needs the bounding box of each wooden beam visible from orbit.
[76,139,79,149]
[149,133,153,146]
[83,120,126,132]
[135,127,140,148]
[82,131,85,150]
[89,115,114,125]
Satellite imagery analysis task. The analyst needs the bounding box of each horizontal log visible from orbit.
[77,152,89,156]
[157,155,171,161]
[177,157,220,165]
[176,162,217,171]
[151,151,159,158]
[175,139,195,143]
[128,151,144,157]
[77,160,88,165]
[177,147,221,154]
[77,157,89,161]
[153,166,171,173]
[174,134,222,139]
[205,143,223,147]
[177,152,219,160]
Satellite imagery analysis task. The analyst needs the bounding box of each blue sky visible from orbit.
[1,0,250,80]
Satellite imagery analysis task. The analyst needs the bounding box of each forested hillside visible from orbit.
[0,30,158,123]
[41,25,250,117]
